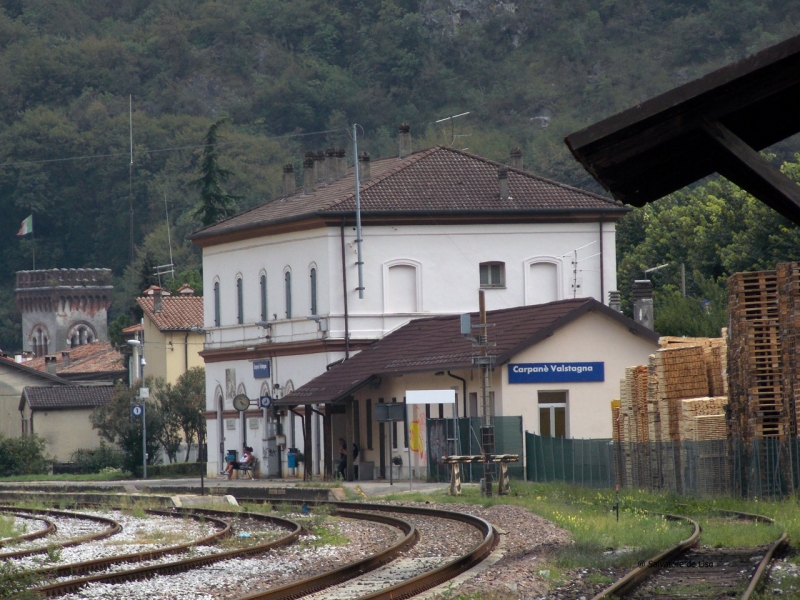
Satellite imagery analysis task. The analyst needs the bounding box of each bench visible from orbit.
[236,459,256,480]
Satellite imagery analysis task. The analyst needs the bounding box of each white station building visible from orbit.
[189,126,630,478]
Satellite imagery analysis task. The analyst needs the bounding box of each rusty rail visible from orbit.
[0,511,56,547]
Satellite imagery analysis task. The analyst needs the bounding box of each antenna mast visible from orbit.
[129,95,134,263]
[164,191,174,280]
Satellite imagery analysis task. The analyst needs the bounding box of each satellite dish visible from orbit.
[233,394,250,411]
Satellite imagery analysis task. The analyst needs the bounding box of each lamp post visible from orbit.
[127,339,146,479]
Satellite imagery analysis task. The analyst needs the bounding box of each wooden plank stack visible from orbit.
[778,262,800,437]
[680,397,728,441]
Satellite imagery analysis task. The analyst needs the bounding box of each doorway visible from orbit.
[538,391,567,438]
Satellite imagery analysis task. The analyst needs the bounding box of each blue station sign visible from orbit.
[508,362,605,383]
[253,360,271,379]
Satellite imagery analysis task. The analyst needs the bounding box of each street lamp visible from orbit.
[127,338,147,480]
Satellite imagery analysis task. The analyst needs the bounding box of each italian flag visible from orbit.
[17,214,32,236]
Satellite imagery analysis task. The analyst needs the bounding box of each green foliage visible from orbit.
[0,559,40,599]
[152,367,206,462]
[653,274,728,337]
[190,118,241,226]
[0,434,49,477]
[107,314,133,347]
[69,442,126,474]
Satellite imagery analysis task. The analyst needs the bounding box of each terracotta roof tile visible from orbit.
[27,341,125,376]
[137,296,204,331]
[278,298,659,405]
[22,385,114,410]
[190,147,626,241]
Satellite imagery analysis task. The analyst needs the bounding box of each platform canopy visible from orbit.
[565,33,800,224]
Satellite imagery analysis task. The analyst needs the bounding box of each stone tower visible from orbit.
[15,269,113,356]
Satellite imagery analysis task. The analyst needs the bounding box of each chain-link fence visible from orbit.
[525,433,800,499]
[427,416,523,483]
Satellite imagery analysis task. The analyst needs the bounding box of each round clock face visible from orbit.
[233,394,250,411]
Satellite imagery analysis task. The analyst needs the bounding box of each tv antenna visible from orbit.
[435,111,471,146]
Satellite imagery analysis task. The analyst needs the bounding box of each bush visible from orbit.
[134,462,204,478]
[0,435,49,477]
[69,443,126,474]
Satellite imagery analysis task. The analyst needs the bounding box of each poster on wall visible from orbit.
[508,362,604,383]
[225,369,236,398]
[408,403,426,465]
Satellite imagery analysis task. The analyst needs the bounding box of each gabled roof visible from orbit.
[20,385,114,411]
[26,341,125,380]
[277,298,659,406]
[0,357,70,385]
[137,296,204,331]
[189,146,627,245]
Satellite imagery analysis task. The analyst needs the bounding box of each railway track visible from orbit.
[4,499,496,600]
[593,510,788,600]
[0,511,55,546]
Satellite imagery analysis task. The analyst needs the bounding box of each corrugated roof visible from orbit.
[190,146,626,242]
[277,298,659,405]
[27,341,125,377]
[137,296,204,331]
[21,385,114,410]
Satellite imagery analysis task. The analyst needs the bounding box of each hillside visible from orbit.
[1,0,799,350]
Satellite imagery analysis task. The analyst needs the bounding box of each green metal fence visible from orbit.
[525,434,616,488]
[427,416,524,483]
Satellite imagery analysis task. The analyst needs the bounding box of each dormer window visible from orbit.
[480,262,505,288]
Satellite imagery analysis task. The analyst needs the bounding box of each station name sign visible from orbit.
[508,362,604,383]
[253,360,271,379]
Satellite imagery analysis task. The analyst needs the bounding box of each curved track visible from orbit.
[0,511,56,546]
[593,510,788,600]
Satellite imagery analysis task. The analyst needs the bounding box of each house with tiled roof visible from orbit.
[19,385,114,460]
[275,298,658,479]
[135,285,204,385]
[25,341,126,382]
[0,356,69,438]
[189,125,630,479]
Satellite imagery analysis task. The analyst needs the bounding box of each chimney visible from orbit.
[498,167,509,201]
[303,154,315,194]
[632,280,654,330]
[282,163,295,197]
[325,147,336,183]
[336,147,347,179]
[154,286,163,314]
[314,150,325,184]
[608,290,622,312]
[61,351,71,367]
[358,151,371,182]
[398,123,412,158]
[177,283,195,296]
[510,147,523,170]
[45,355,58,375]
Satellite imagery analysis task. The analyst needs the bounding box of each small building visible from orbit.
[18,385,114,461]
[0,358,68,438]
[136,285,204,385]
[24,341,126,383]
[278,298,659,480]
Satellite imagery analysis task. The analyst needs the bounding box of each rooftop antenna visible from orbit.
[129,95,134,263]
[435,111,471,146]
[164,191,174,280]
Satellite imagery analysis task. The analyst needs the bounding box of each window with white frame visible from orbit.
[236,276,244,324]
[214,281,221,326]
[284,269,292,319]
[260,274,267,321]
[310,267,317,316]
[479,262,505,288]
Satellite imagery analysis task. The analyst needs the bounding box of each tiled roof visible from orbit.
[137,296,204,331]
[21,385,114,410]
[190,146,627,241]
[277,298,659,405]
[27,341,125,376]
[0,357,69,384]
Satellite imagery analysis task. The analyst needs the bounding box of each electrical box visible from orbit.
[460,313,471,335]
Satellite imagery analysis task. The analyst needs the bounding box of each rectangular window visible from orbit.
[366,399,373,450]
[214,282,221,327]
[310,268,317,316]
[260,275,267,321]
[237,278,244,324]
[538,391,567,438]
[285,271,292,319]
[479,262,505,288]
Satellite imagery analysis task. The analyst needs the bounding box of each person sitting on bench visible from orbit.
[221,446,253,479]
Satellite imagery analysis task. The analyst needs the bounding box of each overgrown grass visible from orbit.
[0,515,22,539]
[0,473,131,482]
[0,559,41,599]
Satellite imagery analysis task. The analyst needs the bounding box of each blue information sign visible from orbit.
[259,395,273,409]
[508,362,605,383]
[253,360,271,379]
[131,405,143,417]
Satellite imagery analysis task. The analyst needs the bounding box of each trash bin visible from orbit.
[287,448,298,469]
[226,449,238,463]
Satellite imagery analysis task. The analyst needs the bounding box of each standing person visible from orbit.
[221,445,253,479]
[352,441,360,480]
[337,438,347,479]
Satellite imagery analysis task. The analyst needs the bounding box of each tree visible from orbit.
[190,118,240,227]
[152,378,182,464]
[171,367,207,462]
[91,380,163,475]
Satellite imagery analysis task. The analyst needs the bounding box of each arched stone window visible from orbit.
[67,323,97,347]
[213,279,221,327]
[383,260,422,314]
[524,257,563,305]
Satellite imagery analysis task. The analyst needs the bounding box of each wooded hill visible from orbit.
[1,0,800,350]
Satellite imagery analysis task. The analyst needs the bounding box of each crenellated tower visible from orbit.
[15,269,113,356]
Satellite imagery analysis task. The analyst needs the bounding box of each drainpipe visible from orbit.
[599,217,605,304]
[340,221,350,359]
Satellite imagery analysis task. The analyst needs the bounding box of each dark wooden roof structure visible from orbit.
[564,34,800,224]
[276,298,659,406]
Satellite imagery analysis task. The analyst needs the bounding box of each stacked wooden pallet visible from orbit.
[778,262,800,437]
[652,346,710,442]
[679,397,728,441]
[646,359,661,443]
[728,269,784,441]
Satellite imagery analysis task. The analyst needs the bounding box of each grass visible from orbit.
[0,515,22,539]
[0,473,132,482]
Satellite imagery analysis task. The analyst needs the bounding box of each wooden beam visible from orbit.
[303,406,313,481]
[702,119,800,223]
[324,405,332,480]
[345,398,355,482]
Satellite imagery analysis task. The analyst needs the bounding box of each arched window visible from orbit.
[284,269,292,319]
[260,274,267,321]
[214,281,221,326]
[525,257,562,305]
[383,260,422,313]
[236,277,244,325]
[310,267,317,316]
